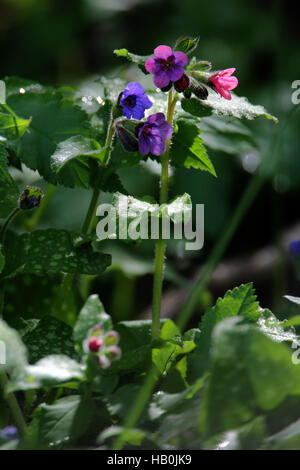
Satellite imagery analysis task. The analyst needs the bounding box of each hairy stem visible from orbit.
[151,90,178,340]
[0,207,20,245]
[0,370,27,437]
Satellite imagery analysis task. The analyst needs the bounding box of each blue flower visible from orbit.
[290,241,300,256]
[0,425,19,441]
[120,82,152,120]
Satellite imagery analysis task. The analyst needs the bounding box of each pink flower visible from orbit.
[145,45,188,89]
[209,68,238,100]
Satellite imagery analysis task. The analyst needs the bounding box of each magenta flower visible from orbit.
[209,68,238,100]
[145,45,188,89]
[138,113,172,156]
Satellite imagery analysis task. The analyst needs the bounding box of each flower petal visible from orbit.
[174,51,188,66]
[154,45,173,59]
[145,57,159,74]
[169,64,184,82]
[125,81,146,96]
[153,71,170,88]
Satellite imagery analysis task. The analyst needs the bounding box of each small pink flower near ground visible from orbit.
[209,68,238,100]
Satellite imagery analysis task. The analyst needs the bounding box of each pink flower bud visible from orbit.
[104,330,120,346]
[106,345,121,360]
[209,68,238,100]
[88,337,103,353]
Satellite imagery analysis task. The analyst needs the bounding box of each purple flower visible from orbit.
[0,425,19,441]
[138,113,172,156]
[290,241,300,256]
[120,82,152,119]
[145,45,188,89]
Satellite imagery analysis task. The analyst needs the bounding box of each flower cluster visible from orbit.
[83,324,121,369]
[115,41,239,157]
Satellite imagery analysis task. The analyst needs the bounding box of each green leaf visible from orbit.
[110,192,192,238]
[257,309,300,347]
[149,377,205,421]
[6,88,90,185]
[22,316,77,363]
[1,229,111,279]
[73,294,112,352]
[174,36,199,54]
[171,119,216,176]
[187,283,260,380]
[0,143,19,218]
[0,104,31,140]
[201,317,300,436]
[8,355,84,392]
[50,136,107,189]
[38,395,94,444]
[0,319,27,372]
[284,295,300,306]
[200,116,257,155]
[98,425,146,446]
[181,97,212,117]
[113,49,150,73]
[181,89,278,122]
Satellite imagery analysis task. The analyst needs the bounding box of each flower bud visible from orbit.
[183,89,192,99]
[18,186,44,210]
[88,337,103,352]
[106,345,121,360]
[98,355,111,369]
[190,80,208,100]
[174,74,190,93]
[115,119,139,152]
[104,330,119,346]
[89,324,103,337]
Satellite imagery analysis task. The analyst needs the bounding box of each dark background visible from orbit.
[1,0,300,325]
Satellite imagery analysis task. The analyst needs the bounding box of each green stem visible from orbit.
[111,365,158,450]
[151,90,178,341]
[56,117,116,301]
[0,207,20,245]
[0,370,27,437]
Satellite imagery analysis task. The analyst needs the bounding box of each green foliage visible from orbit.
[113,49,150,73]
[50,136,107,189]
[4,79,90,186]
[38,396,94,444]
[181,90,278,122]
[171,119,216,176]
[1,229,111,279]
[0,40,281,450]
[0,143,19,218]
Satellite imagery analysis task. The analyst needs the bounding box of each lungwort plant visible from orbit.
[2,36,300,451]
